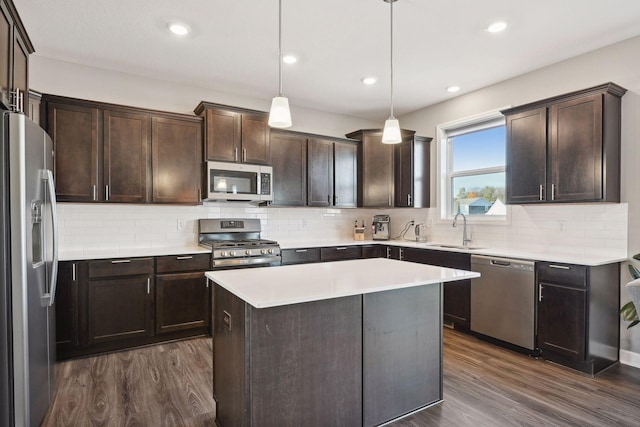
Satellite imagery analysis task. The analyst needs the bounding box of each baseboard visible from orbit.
[619,349,640,368]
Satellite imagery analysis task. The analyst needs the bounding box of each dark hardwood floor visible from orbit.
[42,329,640,427]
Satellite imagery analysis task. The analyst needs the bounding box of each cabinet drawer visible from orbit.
[88,257,153,279]
[537,262,587,287]
[281,248,321,265]
[321,246,362,262]
[361,245,384,259]
[156,254,211,273]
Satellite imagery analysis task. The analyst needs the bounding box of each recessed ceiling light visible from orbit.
[446,85,460,93]
[361,76,377,85]
[486,21,507,33]
[282,55,298,64]
[168,23,189,36]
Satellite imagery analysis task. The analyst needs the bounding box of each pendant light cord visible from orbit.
[389,0,394,119]
[278,0,283,97]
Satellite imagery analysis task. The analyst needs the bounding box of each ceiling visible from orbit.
[14,0,640,121]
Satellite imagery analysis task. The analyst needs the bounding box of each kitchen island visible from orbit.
[205,258,479,427]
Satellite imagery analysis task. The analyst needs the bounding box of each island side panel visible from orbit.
[363,283,443,427]
[249,296,363,427]
[214,284,250,427]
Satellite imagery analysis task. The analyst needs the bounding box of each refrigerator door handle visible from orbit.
[42,169,59,306]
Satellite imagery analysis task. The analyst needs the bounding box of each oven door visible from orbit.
[206,161,273,202]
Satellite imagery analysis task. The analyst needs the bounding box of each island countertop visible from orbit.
[205,258,479,308]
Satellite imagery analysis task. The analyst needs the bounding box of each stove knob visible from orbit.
[245,250,251,255]
[230,250,236,257]
[221,251,228,257]
[261,249,267,255]
[268,248,274,254]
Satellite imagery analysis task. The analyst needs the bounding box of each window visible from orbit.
[437,110,507,220]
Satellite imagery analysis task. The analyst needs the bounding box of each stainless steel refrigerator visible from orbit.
[1,111,58,426]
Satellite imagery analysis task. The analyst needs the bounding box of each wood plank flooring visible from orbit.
[42,329,640,427]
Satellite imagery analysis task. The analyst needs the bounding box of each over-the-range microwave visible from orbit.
[205,161,273,202]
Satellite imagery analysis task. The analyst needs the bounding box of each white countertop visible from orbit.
[59,245,210,261]
[278,239,626,266]
[205,258,480,308]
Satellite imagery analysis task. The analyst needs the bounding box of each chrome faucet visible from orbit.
[453,212,472,246]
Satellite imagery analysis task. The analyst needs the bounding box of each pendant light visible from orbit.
[381,0,401,144]
[268,0,292,128]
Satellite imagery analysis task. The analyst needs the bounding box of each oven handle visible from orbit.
[212,256,281,268]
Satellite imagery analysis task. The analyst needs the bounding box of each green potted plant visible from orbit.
[621,253,640,328]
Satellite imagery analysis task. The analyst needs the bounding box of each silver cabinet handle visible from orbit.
[147,277,150,294]
[388,194,392,206]
[206,278,209,288]
[539,185,544,201]
[176,256,193,260]
[111,259,131,264]
[386,247,391,258]
[93,185,97,201]
[549,264,570,270]
[105,185,109,201]
[399,248,404,261]
[243,148,247,162]
[336,247,348,251]
[72,263,76,281]
[295,249,308,253]
[539,284,543,302]
[551,184,556,201]
[234,147,238,162]
[407,194,412,206]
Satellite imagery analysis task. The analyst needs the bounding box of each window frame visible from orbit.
[436,108,511,224]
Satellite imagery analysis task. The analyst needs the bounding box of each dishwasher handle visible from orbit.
[491,260,511,267]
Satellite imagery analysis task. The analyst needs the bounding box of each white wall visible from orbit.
[400,35,640,360]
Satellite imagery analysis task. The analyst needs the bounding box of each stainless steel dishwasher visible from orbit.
[470,255,536,351]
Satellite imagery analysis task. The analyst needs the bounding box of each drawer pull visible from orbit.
[295,249,308,253]
[72,263,76,281]
[111,259,131,264]
[336,247,348,250]
[539,284,543,301]
[176,256,193,260]
[548,264,570,270]
[147,278,150,294]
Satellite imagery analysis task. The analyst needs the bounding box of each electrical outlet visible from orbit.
[177,219,185,230]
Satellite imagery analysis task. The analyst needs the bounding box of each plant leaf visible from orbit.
[633,253,640,261]
[628,264,640,280]
[627,319,640,329]
[620,301,638,322]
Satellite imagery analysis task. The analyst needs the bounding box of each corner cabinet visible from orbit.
[0,0,33,112]
[346,129,394,207]
[394,134,432,208]
[537,262,620,374]
[194,101,271,165]
[503,83,626,204]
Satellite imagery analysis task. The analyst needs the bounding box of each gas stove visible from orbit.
[198,219,281,269]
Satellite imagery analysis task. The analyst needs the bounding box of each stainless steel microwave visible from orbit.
[206,161,273,202]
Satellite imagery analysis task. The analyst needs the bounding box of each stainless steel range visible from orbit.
[198,218,281,269]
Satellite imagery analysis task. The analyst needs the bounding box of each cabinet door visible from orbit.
[394,138,413,207]
[505,108,547,203]
[0,2,10,108]
[549,94,603,202]
[538,282,586,360]
[156,272,210,334]
[334,141,358,208]
[270,131,306,206]
[362,132,394,207]
[241,113,271,165]
[320,246,361,262]
[103,110,151,203]
[204,108,240,162]
[55,261,79,352]
[281,248,321,265]
[12,32,28,112]
[361,245,383,259]
[307,138,333,206]
[151,116,202,204]
[48,102,100,202]
[87,275,154,344]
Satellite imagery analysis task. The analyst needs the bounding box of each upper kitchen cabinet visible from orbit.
[394,133,432,208]
[42,94,203,204]
[194,102,271,165]
[346,129,394,207]
[151,116,202,204]
[307,137,358,208]
[270,130,307,206]
[0,0,33,112]
[503,83,626,204]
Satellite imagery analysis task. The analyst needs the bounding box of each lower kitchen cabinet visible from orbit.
[55,261,79,354]
[320,245,361,262]
[537,262,619,374]
[281,248,321,265]
[361,245,384,259]
[155,254,211,335]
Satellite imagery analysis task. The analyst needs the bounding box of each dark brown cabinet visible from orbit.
[0,0,33,112]
[43,95,203,205]
[151,116,202,204]
[103,109,151,203]
[361,245,384,259]
[307,138,358,208]
[55,261,79,354]
[270,130,307,206]
[86,258,155,345]
[155,254,211,335]
[320,246,361,262]
[194,102,271,165]
[394,134,432,208]
[537,261,619,374]
[281,248,321,265]
[346,129,394,207]
[503,83,626,204]
[46,101,100,202]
